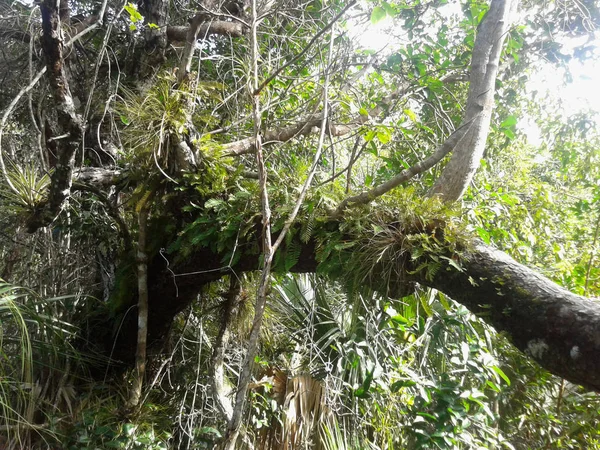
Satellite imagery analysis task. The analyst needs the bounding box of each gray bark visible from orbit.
[430,0,516,201]
[422,242,600,391]
[127,192,154,409]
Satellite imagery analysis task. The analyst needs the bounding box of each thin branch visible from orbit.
[166,20,245,42]
[225,0,271,446]
[331,116,478,217]
[210,277,242,421]
[272,25,336,254]
[127,189,156,410]
[253,0,356,95]
[0,68,47,194]
[221,70,459,157]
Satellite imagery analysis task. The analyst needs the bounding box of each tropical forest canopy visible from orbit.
[1,0,600,448]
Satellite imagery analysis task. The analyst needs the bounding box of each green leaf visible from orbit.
[404,108,417,122]
[440,256,463,272]
[370,6,387,24]
[500,115,518,128]
[492,366,511,386]
[124,3,143,22]
[123,424,136,436]
[377,130,391,144]
[390,314,409,325]
[417,412,438,422]
[382,1,396,17]
[390,380,416,392]
[148,22,160,29]
[476,227,491,244]
[501,128,515,140]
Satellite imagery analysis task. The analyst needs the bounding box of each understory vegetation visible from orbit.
[1,0,600,448]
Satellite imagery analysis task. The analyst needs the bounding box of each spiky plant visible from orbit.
[116,72,223,171]
[0,163,50,213]
[0,280,35,447]
[0,280,92,448]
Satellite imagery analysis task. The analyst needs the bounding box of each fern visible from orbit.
[285,239,302,272]
[426,260,442,281]
[300,211,315,243]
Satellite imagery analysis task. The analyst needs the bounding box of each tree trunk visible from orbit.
[430,0,516,201]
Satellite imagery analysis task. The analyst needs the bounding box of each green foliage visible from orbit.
[64,404,172,449]
[468,112,600,295]
[2,0,600,447]
[0,163,50,216]
[268,275,514,448]
[0,280,92,447]
[169,180,258,265]
[314,187,464,289]
[0,280,33,444]
[124,3,143,31]
[117,72,223,170]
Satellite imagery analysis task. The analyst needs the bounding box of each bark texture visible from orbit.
[430,0,516,201]
[424,243,600,391]
[27,0,84,232]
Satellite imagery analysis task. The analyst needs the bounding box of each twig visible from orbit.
[224,0,275,445]
[253,0,356,95]
[331,116,478,217]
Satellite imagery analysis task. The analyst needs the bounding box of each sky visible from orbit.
[351,4,600,146]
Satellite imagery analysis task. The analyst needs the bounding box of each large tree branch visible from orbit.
[167,21,245,42]
[106,217,600,392]
[221,106,388,157]
[424,242,600,391]
[430,0,517,200]
[73,167,124,187]
[26,0,85,232]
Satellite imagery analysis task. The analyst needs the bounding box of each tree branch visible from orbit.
[167,20,245,42]
[0,28,31,43]
[210,277,242,421]
[105,214,600,393]
[331,116,478,217]
[25,0,85,232]
[423,241,600,392]
[220,71,458,157]
[127,189,155,410]
[430,0,517,200]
